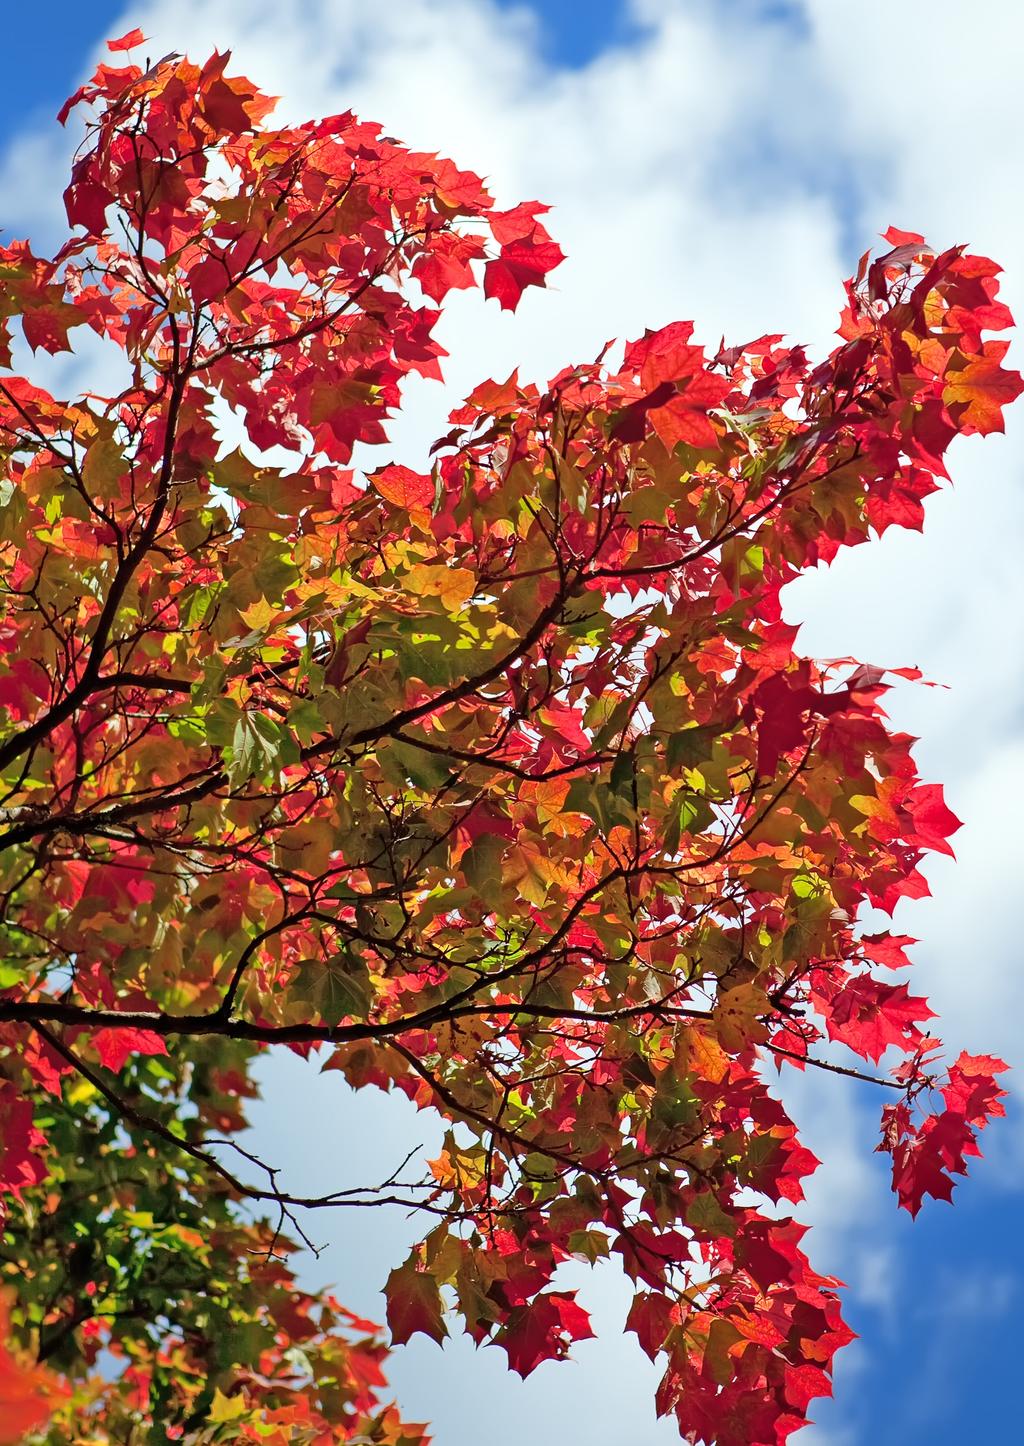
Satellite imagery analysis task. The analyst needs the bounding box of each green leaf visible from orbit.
[565,778,633,833]
[609,749,635,796]
[287,697,326,745]
[389,737,454,790]
[567,1228,611,1263]
[463,831,505,895]
[666,724,720,772]
[686,1191,736,1238]
[291,949,372,1025]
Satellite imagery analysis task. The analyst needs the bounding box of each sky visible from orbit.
[2,2,1021,1442]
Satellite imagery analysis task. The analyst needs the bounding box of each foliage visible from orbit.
[0,29,1017,1445]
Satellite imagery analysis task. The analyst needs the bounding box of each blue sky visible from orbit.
[2,7,122,139]
[496,0,648,65]
[2,3,1021,1442]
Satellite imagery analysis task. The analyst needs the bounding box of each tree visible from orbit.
[0,29,1017,1444]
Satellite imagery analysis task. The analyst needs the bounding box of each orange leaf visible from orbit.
[942,346,1024,434]
[370,465,434,512]
[0,1301,63,1442]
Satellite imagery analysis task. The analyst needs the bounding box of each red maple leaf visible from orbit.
[106,28,146,52]
[92,1028,169,1074]
[497,1292,594,1377]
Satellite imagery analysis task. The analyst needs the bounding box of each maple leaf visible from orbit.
[623,320,698,387]
[885,1122,959,1216]
[20,299,87,354]
[879,1053,1007,1215]
[385,1258,448,1346]
[625,1290,678,1361]
[714,983,770,1052]
[783,1363,833,1413]
[0,1088,47,1198]
[751,670,851,777]
[92,1027,169,1073]
[496,1292,594,1377]
[106,28,146,52]
[649,393,720,450]
[0,44,1016,1446]
[483,204,564,310]
[63,160,114,234]
[859,931,917,970]
[820,975,934,1063]
[371,464,435,511]
[942,343,1024,434]
[906,782,962,856]
[412,231,486,302]
[187,254,232,305]
[0,1299,63,1442]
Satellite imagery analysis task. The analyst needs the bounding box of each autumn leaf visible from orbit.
[942,344,1024,434]
[0,1088,48,1198]
[107,28,146,51]
[0,41,1015,1446]
[92,1027,169,1074]
[371,465,435,511]
[820,975,934,1063]
[714,983,770,1053]
[208,1387,250,1423]
[404,563,476,611]
[484,203,564,309]
[496,1292,594,1377]
[385,1259,448,1346]
[0,1300,63,1442]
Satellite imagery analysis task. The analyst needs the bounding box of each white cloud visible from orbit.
[0,127,70,241]
[3,0,1021,1438]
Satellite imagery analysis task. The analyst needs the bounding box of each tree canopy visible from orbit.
[0,30,1017,1446]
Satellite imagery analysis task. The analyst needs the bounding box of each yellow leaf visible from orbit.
[209,1387,249,1422]
[238,597,279,632]
[66,1077,99,1107]
[678,1028,730,1085]
[404,564,476,612]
